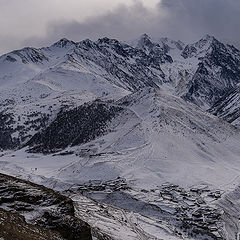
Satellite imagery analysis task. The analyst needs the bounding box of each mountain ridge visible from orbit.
[1,33,240,151]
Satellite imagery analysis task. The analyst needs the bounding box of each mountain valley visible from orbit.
[0,34,240,239]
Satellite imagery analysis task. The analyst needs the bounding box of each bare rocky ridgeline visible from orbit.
[0,173,92,240]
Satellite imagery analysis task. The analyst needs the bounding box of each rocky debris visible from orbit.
[5,55,17,62]
[0,173,92,240]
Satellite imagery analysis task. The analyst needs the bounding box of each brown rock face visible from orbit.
[0,173,92,240]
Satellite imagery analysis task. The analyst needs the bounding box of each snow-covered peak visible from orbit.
[135,34,155,52]
[127,33,153,49]
[157,37,185,51]
[2,47,48,64]
[77,39,95,49]
[181,35,219,59]
[51,38,76,49]
[97,37,120,46]
[195,34,217,48]
[200,34,215,41]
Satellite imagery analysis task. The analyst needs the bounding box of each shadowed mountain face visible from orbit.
[183,36,240,108]
[209,87,240,127]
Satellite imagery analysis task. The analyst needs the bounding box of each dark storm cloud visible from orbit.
[21,1,159,47]
[2,0,240,54]
[159,0,240,45]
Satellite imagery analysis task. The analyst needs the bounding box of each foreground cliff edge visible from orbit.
[0,173,92,240]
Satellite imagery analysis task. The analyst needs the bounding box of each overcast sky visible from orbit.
[0,0,240,54]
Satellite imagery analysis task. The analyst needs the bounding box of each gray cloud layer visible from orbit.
[159,0,240,44]
[1,0,240,54]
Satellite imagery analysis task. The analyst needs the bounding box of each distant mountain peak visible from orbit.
[181,35,219,59]
[158,37,185,51]
[9,47,49,64]
[136,33,153,49]
[52,38,76,48]
[195,34,218,49]
[140,33,151,39]
[97,37,120,46]
[202,34,214,41]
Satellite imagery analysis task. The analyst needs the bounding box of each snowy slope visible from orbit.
[0,88,240,239]
[1,34,240,239]
[39,87,239,190]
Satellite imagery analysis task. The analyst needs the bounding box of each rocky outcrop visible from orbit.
[183,36,240,108]
[209,86,240,127]
[0,173,92,240]
[0,208,64,240]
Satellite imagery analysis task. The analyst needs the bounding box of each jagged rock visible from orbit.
[0,208,64,240]
[183,36,240,108]
[0,173,92,240]
[209,86,240,127]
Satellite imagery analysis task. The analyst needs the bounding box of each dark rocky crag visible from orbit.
[183,36,240,108]
[0,173,92,240]
[0,208,64,240]
[209,86,240,127]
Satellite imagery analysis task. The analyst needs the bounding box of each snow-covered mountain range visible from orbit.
[1,34,240,239]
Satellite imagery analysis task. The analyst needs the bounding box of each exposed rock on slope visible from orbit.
[0,208,64,240]
[209,86,240,128]
[183,35,240,108]
[1,33,240,240]
[0,173,92,240]
[1,34,240,152]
